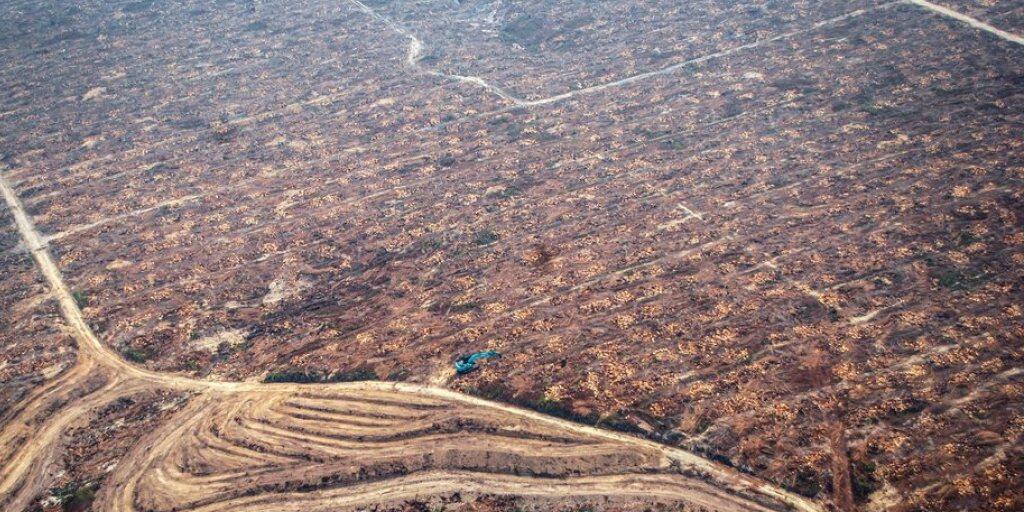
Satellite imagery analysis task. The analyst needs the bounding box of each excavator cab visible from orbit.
[454,350,501,375]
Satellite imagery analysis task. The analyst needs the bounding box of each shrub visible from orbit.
[852,461,880,501]
[263,367,378,384]
[935,269,990,290]
[437,154,457,168]
[387,367,410,381]
[50,481,97,511]
[122,347,151,363]
[473,230,499,246]
[464,383,513,401]
[263,370,320,384]
[330,368,378,382]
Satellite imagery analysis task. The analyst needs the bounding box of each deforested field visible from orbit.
[1,1,1022,511]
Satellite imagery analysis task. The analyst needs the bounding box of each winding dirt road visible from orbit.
[1,164,820,512]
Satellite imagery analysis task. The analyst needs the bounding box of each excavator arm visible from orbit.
[454,350,501,374]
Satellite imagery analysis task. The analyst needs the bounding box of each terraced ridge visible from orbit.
[101,388,784,512]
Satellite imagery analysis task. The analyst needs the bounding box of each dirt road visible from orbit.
[0,166,822,511]
[344,0,1022,113]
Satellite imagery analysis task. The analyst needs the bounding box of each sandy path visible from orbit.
[907,0,1024,45]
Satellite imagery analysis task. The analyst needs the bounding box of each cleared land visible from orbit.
[0,165,812,512]
[1,0,1023,511]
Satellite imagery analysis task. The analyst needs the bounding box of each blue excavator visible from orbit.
[454,350,501,375]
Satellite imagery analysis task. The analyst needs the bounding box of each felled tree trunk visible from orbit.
[828,421,855,512]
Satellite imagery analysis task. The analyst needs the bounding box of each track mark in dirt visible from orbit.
[345,0,1020,126]
[45,193,204,243]
[344,0,525,105]
[347,1,905,110]
[906,0,1024,45]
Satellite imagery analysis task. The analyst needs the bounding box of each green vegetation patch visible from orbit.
[473,229,499,246]
[49,481,97,512]
[463,383,643,435]
[935,269,991,291]
[122,347,152,363]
